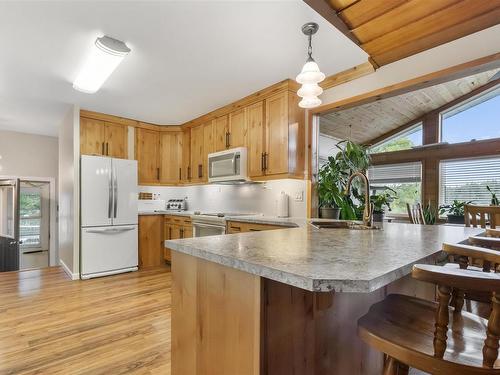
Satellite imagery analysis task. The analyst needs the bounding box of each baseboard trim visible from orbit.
[59,259,80,280]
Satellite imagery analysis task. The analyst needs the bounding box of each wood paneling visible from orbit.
[320,62,375,90]
[247,101,265,177]
[228,108,247,148]
[136,128,160,184]
[0,266,171,374]
[171,251,261,375]
[80,117,105,156]
[160,131,182,184]
[138,215,164,268]
[306,0,500,67]
[265,92,289,175]
[104,121,127,158]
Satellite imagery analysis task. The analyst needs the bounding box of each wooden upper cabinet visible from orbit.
[190,124,204,182]
[214,115,229,152]
[246,101,265,177]
[229,108,247,149]
[80,118,105,156]
[265,92,289,175]
[136,128,160,184]
[80,117,128,159]
[181,129,191,182]
[160,132,182,184]
[104,122,127,158]
[202,121,215,181]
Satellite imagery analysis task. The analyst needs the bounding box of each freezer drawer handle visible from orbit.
[85,227,136,234]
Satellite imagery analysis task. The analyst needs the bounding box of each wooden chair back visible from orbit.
[412,251,500,368]
[406,203,426,225]
[464,204,500,229]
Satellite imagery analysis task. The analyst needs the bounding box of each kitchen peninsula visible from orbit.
[165,222,483,375]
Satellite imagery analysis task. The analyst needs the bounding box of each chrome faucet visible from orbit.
[345,172,374,228]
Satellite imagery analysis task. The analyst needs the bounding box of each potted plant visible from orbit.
[422,201,438,225]
[318,140,371,220]
[487,185,499,206]
[369,188,397,222]
[439,200,472,224]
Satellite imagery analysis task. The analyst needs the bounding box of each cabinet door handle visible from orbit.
[226,132,230,148]
[179,167,182,180]
[169,227,172,239]
[102,142,105,155]
[187,166,191,180]
[157,168,160,180]
[180,228,184,239]
[106,142,109,155]
[261,152,265,172]
[198,164,202,178]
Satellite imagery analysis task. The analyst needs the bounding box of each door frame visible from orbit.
[0,175,57,266]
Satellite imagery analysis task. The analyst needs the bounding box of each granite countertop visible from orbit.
[165,223,483,293]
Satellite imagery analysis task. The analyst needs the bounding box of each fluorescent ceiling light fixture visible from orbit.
[73,36,130,94]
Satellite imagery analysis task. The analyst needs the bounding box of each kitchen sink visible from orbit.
[309,220,381,230]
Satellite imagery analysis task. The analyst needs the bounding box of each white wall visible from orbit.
[320,25,500,105]
[139,179,308,218]
[0,130,58,178]
[58,105,80,279]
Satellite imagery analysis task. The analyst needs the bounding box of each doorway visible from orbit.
[19,181,50,270]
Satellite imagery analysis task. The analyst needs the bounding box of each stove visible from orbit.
[165,198,187,211]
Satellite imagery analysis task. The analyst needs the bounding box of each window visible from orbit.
[441,85,500,144]
[368,162,422,214]
[439,156,500,206]
[369,123,423,154]
[19,189,42,248]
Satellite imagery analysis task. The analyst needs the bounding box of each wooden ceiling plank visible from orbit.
[303,0,361,45]
[371,7,500,66]
[339,0,407,29]
[363,0,500,57]
[352,0,462,44]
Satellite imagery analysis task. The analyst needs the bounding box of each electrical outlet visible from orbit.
[295,190,304,202]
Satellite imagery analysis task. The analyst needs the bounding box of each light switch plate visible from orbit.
[295,190,304,202]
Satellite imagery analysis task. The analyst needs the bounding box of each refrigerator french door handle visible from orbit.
[85,226,136,234]
[108,167,113,219]
[113,164,118,218]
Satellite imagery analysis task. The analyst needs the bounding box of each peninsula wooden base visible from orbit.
[171,251,435,375]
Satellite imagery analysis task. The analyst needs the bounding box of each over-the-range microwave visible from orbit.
[208,147,249,183]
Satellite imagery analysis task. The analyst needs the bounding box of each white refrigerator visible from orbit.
[80,155,138,279]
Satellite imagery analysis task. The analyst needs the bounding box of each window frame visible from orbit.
[369,122,423,154]
[439,83,500,144]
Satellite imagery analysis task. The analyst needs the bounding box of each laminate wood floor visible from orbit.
[0,266,171,375]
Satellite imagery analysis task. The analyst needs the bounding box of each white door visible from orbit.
[112,158,138,226]
[81,225,138,278]
[81,156,112,227]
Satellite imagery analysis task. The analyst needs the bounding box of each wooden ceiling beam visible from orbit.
[303,0,360,46]
[320,61,374,90]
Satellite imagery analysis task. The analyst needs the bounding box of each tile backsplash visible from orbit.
[139,179,308,217]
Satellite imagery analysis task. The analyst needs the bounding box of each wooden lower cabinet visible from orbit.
[138,215,164,268]
[226,220,288,234]
[164,215,193,262]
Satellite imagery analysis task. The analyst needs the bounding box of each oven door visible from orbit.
[192,222,226,237]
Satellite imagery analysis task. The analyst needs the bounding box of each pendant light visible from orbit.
[296,22,325,109]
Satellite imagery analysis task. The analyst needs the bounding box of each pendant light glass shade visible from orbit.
[296,23,324,109]
[296,60,325,85]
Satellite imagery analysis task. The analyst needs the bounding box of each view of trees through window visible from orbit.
[369,124,423,154]
[19,190,42,247]
[377,183,421,214]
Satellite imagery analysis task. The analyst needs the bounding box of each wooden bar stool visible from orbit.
[469,236,500,251]
[358,245,500,374]
[465,204,500,229]
[406,203,426,224]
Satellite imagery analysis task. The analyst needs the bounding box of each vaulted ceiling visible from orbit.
[320,68,499,143]
[304,0,500,67]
